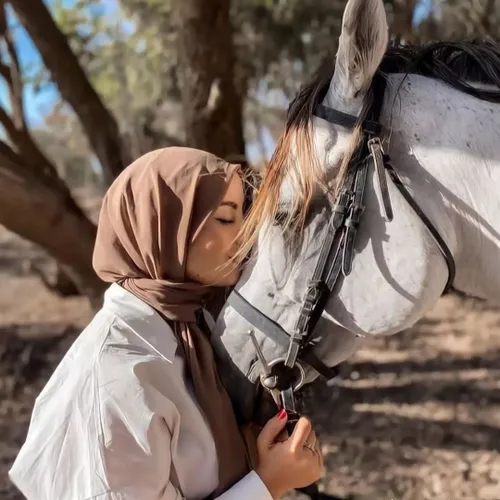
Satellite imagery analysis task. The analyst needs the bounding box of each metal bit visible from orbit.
[248,330,272,377]
[248,330,281,406]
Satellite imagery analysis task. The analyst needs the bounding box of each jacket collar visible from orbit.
[103,283,178,362]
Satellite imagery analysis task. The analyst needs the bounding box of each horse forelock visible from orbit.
[233,61,370,262]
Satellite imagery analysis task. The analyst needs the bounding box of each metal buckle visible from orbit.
[367,136,384,153]
[332,190,351,215]
[344,202,365,233]
[368,137,394,222]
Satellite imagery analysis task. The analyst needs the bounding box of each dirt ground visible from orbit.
[1,225,499,500]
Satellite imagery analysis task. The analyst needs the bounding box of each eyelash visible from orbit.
[216,218,234,225]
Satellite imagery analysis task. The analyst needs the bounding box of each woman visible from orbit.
[9,147,323,500]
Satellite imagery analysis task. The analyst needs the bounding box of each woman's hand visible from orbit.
[255,410,324,499]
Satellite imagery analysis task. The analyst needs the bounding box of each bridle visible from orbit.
[226,72,456,428]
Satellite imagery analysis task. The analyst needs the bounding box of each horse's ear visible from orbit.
[332,0,389,99]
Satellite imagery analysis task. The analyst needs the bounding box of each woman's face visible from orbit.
[186,173,245,286]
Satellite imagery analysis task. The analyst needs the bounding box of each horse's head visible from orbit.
[212,0,454,424]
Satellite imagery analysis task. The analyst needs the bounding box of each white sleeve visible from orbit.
[214,471,274,500]
[85,471,272,500]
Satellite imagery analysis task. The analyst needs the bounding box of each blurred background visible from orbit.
[0,1,499,499]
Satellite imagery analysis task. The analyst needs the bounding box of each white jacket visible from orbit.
[9,283,272,500]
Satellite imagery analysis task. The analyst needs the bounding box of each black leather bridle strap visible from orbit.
[314,105,382,136]
[283,172,354,368]
[313,72,456,296]
[285,166,357,368]
[287,155,371,368]
[227,289,339,381]
[341,158,370,276]
[367,73,387,131]
[383,157,456,293]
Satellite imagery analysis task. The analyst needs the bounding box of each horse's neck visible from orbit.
[385,73,500,301]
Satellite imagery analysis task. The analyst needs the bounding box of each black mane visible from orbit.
[381,38,500,102]
[287,37,500,126]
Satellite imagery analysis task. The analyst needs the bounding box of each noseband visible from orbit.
[227,72,456,423]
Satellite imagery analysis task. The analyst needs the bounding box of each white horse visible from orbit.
[212,0,500,427]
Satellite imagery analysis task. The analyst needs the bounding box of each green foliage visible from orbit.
[32,0,179,166]
[51,0,167,118]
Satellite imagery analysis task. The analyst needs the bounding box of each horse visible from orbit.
[211,0,500,482]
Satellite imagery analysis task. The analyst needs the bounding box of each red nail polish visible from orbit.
[278,409,287,420]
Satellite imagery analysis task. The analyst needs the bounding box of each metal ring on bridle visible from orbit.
[263,358,305,392]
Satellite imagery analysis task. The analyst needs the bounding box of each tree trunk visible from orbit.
[173,0,245,161]
[392,0,418,43]
[8,0,129,184]
[0,158,106,303]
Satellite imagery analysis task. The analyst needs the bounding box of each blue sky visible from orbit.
[413,0,434,26]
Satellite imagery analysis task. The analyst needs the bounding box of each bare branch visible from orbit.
[0,144,106,301]
[0,135,32,184]
[0,135,22,166]
[0,2,25,129]
[0,103,61,183]
[0,6,60,183]
[0,105,19,142]
[0,0,6,32]
[0,61,11,84]
[9,0,130,183]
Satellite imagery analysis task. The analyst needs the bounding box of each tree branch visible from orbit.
[0,6,62,183]
[0,145,106,301]
[0,2,25,130]
[0,61,11,84]
[0,135,23,167]
[0,105,20,142]
[9,0,129,184]
[0,102,60,181]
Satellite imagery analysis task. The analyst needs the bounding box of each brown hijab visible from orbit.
[92,147,257,495]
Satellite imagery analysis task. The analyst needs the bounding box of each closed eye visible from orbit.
[216,218,234,225]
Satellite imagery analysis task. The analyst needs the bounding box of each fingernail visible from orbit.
[278,409,287,420]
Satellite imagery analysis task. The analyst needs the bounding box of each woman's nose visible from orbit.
[228,229,241,252]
